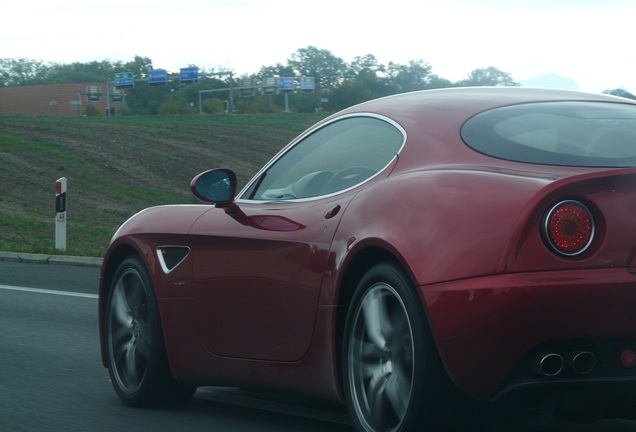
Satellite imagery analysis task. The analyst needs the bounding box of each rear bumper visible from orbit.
[421,268,636,401]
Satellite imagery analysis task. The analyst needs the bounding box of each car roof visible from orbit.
[341,87,634,117]
[329,87,636,173]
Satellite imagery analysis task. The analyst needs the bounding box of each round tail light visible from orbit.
[621,349,636,369]
[544,200,594,257]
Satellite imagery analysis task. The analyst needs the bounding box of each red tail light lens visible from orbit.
[621,349,636,369]
[544,200,594,256]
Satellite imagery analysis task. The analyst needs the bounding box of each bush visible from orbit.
[202,98,225,114]
[85,104,99,116]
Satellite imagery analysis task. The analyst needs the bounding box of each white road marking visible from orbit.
[0,284,97,299]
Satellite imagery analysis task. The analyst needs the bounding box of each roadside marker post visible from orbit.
[55,177,67,251]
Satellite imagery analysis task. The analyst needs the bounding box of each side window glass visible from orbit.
[242,116,404,201]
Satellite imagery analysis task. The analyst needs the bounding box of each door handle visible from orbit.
[324,205,341,219]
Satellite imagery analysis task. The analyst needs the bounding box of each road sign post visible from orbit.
[55,177,67,251]
[279,77,295,113]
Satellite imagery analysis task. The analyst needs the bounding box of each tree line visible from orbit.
[1,46,632,115]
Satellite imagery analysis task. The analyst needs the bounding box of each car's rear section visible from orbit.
[420,96,636,420]
[423,168,636,406]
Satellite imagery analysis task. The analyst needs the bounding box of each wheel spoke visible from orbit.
[389,314,413,367]
[362,289,392,350]
[126,276,146,314]
[112,282,133,328]
[385,365,410,418]
[113,338,130,360]
[136,330,150,361]
[368,374,389,426]
[112,326,133,351]
[359,340,383,378]
[125,342,139,385]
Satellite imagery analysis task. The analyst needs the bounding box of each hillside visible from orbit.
[0,113,329,256]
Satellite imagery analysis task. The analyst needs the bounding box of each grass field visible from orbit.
[0,113,329,257]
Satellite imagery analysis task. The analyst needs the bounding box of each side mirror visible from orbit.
[190,169,237,205]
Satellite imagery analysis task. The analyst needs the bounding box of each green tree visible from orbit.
[158,97,194,115]
[125,85,169,115]
[603,88,636,100]
[0,51,531,114]
[0,58,50,86]
[180,76,228,108]
[346,54,384,78]
[386,60,435,93]
[202,98,226,114]
[258,63,295,80]
[47,60,117,83]
[457,67,518,87]
[330,54,389,110]
[122,55,153,79]
[330,79,377,111]
[427,74,453,89]
[288,46,345,96]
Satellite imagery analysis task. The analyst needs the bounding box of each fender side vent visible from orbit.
[156,246,191,274]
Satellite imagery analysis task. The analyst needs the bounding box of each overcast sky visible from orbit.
[2,0,634,93]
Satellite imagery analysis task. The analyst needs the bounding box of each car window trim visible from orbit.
[237,113,406,204]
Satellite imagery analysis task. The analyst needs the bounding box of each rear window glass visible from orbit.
[461,101,636,167]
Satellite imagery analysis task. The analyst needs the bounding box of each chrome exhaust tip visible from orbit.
[569,351,596,375]
[534,353,564,377]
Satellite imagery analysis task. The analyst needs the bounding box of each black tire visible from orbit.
[105,256,195,407]
[342,262,457,432]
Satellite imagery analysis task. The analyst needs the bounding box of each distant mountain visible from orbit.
[520,74,579,90]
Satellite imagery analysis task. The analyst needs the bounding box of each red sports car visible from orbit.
[99,87,636,431]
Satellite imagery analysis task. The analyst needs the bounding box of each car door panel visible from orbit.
[188,197,347,361]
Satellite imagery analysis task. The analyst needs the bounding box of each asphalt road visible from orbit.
[1,258,636,432]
